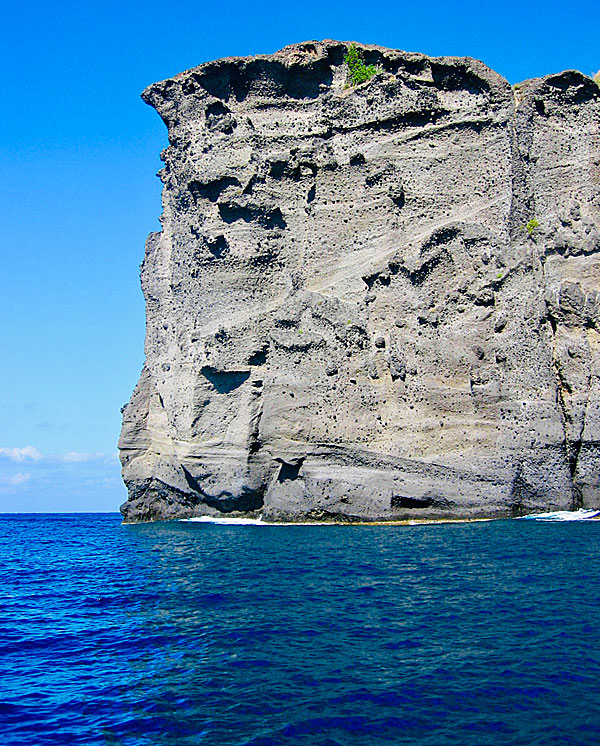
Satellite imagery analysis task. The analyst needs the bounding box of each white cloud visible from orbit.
[0,446,42,462]
[0,447,125,511]
[1,472,31,486]
[57,451,105,463]
[0,447,109,464]
[100,476,121,488]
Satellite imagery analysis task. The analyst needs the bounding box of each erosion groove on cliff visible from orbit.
[119,40,600,523]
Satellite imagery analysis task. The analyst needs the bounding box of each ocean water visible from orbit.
[2,514,600,745]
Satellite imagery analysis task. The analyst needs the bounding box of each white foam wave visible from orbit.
[520,508,600,522]
[181,516,336,526]
[183,516,267,525]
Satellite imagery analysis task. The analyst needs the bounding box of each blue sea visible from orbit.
[2,514,600,745]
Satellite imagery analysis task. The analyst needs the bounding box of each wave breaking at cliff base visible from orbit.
[182,516,337,526]
[520,509,600,521]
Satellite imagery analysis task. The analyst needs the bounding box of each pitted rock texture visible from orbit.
[119,40,600,523]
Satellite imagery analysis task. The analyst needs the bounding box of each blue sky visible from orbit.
[1,0,598,512]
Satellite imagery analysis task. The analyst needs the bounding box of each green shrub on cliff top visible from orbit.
[594,71,600,87]
[344,44,377,86]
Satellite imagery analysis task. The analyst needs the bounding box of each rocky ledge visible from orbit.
[119,40,600,523]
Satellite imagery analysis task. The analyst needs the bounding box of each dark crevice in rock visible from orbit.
[391,493,451,510]
[203,488,264,513]
[205,100,230,117]
[218,202,287,229]
[510,91,535,237]
[189,177,240,203]
[269,160,291,179]
[248,247,281,265]
[274,318,297,329]
[271,336,326,352]
[390,187,405,209]
[398,249,452,287]
[181,465,203,493]
[569,439,583,482]
[362,272,379,290]
[248,399,264,459]
[430,62,491,95]
[193,58,334,102]
[421,226,460,251]
[543,71,600,104]
[269,160,317,183]
[207,235,229,258]
[546,318,587,507]
[392,494,432,509]
[200,366,250,393]
[248,438,262,454]
[276,458,304,482]
[248,344,269,366]
[509,462,529,517]
[321,117,426,144]
[205,101,237,133]
[328,108,447,137]
[543,237,600,260]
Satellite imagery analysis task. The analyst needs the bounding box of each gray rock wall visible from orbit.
[118,41,600,523]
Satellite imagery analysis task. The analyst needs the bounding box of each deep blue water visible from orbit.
[2,514,600,745]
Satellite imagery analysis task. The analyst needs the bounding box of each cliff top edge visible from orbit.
[141,39,597,111]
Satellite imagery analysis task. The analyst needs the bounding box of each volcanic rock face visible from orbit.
[119,41,600,523]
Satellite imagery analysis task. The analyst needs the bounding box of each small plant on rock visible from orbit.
[344,43,377,87]
[594,71,600,87]
[526,218,539,236]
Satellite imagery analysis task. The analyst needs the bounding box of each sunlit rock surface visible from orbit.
[119,40,600,523]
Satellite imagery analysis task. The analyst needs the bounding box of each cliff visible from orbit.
[118,40,600,523]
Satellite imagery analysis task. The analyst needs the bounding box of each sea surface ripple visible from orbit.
[2,514,600,745]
